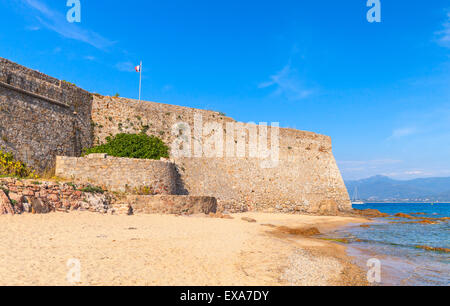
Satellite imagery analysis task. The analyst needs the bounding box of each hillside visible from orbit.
[345,175,450,203]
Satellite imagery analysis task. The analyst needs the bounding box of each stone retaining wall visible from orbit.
[0,178,218,216]
[120,195,217,215]
[0,178,112,214]
[55,154,180,193]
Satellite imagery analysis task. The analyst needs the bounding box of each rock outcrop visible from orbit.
[0,178,114,215]
[0,190,14,215]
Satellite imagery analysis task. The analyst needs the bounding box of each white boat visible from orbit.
[351,186,365,205]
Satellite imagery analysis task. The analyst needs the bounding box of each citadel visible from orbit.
[0,57,351,215]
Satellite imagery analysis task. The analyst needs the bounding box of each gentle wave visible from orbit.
[326,203,450,286]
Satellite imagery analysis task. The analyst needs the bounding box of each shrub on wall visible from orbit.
[82,133,169,160]
[0,147,38,178]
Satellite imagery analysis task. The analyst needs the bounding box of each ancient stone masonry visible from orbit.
[0,57,92,172]
[91,96,352,213]
[123,195,217,215]
[0,178,113,214]
[55,154,180,193]
[0,58,352,215]
[91,94,235,147]
[0,177,217,216]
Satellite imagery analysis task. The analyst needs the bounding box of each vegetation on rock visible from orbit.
[78,185,105,194]
[0,147,38,178]
[82,133,169,160]
[134,185,157,195]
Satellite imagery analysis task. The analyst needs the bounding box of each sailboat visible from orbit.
[351,186,365,205]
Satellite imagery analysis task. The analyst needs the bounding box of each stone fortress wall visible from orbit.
[0,57,351,214]
[0,58,92,172]
[91,96,352,213]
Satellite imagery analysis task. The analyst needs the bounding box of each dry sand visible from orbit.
[0,212,369,286]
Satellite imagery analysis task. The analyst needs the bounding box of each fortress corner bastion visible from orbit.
[90,95,352,213]
[0,58,92,172]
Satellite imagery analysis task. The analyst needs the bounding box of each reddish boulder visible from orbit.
[23,189,34,196]
[418,219,439,225]
[354,209,389,218]
[9,193,24,214]
[0,190,15,215]
[8,193,24,204]
[415,245,450,253]
[48,194,59,202]
[277,226,321,236]
[394,213,415,219]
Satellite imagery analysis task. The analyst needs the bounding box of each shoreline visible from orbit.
[328,206,450,286]
[0,211,371,286]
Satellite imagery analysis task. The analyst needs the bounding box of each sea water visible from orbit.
[328,203,449,286]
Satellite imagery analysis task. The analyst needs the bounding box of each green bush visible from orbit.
[78,185,105,194]
[83,133,169,160]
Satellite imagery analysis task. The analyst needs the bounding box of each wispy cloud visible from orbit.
[388,105,450,142]
[259,64,315,101]
[115,61,135,72]
[436,11,450,48]
[388,127,417,140]
[21,0,114,50]
[339,159,404,180]
[340,160,450,180]
[25,25,40,31]
[403,170,425,176]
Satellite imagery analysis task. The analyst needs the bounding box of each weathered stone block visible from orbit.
[0,190,14,215]
[87,153,108,159]
[123,195,217,215]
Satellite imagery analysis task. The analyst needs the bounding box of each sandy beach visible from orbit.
[0,212,369,286]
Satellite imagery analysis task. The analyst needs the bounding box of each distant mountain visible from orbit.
[345,175,450,203]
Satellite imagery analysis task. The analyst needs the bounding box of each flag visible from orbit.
[136,61,142,101]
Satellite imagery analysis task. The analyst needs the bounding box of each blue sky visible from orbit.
[0,0,449,180]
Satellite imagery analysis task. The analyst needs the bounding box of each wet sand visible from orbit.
[0,212,369,286]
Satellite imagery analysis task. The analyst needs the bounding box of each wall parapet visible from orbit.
[0,57,93,172]
[0,58,92,109]
[0,80,70,108]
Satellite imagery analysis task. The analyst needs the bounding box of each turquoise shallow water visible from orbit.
[328,203,449,286]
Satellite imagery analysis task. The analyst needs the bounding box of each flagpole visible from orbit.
[138,61,142,102]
